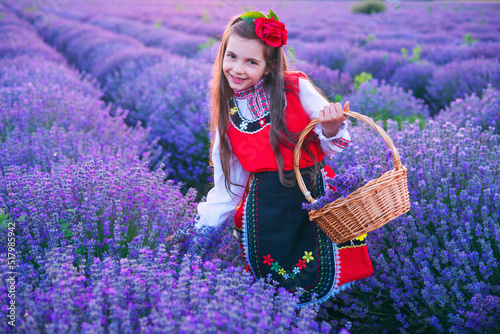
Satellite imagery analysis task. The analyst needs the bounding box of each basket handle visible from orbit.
[293,110,402,204]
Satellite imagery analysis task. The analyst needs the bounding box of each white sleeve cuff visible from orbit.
[298,77,351,154]
[316,120,348,141]
[195,127,250,230]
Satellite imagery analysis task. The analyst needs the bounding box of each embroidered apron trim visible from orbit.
[337,234,367,250]
[263,250,317,280]
[241,166,351,307]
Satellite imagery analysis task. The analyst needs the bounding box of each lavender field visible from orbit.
[0,0,499,332]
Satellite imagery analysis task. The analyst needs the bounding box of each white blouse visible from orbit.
[195,78,351,230]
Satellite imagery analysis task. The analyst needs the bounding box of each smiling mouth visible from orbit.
[230,75,246,83]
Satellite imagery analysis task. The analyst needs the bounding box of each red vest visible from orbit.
[227,71,324,173]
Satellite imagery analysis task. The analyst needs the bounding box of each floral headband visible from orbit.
[240,10,288,48]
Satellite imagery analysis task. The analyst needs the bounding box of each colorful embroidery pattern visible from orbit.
[230,77,274,132]
[234,78,269,118]
[248,95,259,118]
[263,251,315,280]
[337,234,368,250]
[356,234,367,241]
[228,96,270,134]
[257,89,269,115]
[242,164,342,306]
[233,78,265,99]
[333,137,350,149]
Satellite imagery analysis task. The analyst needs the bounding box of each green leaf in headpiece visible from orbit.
[240,11,266,24]
[268,9,279,21]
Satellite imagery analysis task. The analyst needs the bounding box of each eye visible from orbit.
[227,53,235,59]
[248,60,257,65]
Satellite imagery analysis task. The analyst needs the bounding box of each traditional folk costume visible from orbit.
[192,71,374,307]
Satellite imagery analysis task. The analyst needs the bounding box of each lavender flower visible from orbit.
[434,85,500,133]
[389,60,436,100]
[344,79,430,125]
[5,245,331,333]
[324,119,500,332]
[345,50,406,82]
[293,60,353,100]
[426,58,500,113]
[302,165,368,211]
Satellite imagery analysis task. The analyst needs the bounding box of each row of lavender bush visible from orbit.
[0,6,156,173]
[35,0,500,117]
[8,2,427,193]
[3,3,213,192]
[1,245,332,333]
[7,0,496,193]
[323,118,500,332]
[51,0,500,114]
[75,15,216,62]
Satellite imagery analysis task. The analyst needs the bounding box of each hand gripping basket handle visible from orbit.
[293,110,402,204]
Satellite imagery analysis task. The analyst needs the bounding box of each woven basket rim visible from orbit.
[293,110,403,204]
[309,165,408,216]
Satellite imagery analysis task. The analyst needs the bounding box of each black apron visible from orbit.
[240,166,346,306]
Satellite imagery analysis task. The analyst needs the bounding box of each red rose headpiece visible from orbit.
[240,10,288,48]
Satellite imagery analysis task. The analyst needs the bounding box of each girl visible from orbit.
[168,10,373,308]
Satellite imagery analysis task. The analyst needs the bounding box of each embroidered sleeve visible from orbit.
[298,77,350,154]
[195,126,250,230]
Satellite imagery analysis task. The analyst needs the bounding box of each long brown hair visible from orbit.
[210,15,319,196]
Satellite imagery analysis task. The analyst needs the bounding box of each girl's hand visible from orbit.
[319,101,349,138]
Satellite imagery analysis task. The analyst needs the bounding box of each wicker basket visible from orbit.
[293,111,411,244]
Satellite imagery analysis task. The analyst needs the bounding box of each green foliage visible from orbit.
[354,72,373,90]
[401,45,422,63]
[360,33,376,47]
[0,209,25,233]
[390,114,427,131]
[0,208,10,232]
[410,44,422,62]
[287,45,296,61]
[428,5,433,14]
[198,37,217,50]
[241,9,280,25]
[176,4,184,11]
[24,4,35,13]
[0,13,5,20]
[240,11,266,24]
[351,0,387,15]
[401,47,408,60]
[202,9,211,23]
[59,208,77,240]
[334,94,343,103]
[153,20,162,29]
[464,33,479,46]
[268,9,279,21]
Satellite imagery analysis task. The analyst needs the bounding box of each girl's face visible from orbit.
[223,34,269,91]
